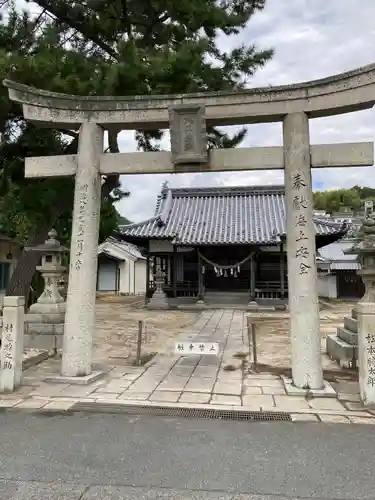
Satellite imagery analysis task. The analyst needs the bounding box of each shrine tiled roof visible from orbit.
[119,185,347,245]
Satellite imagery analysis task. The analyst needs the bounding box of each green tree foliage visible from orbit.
[0,0,273,299]
[118,215,132,226]
[313,186,375,214]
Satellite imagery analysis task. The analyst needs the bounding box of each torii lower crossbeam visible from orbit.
[25,142,374,178]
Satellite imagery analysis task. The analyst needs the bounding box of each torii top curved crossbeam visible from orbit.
[4,63,375,130]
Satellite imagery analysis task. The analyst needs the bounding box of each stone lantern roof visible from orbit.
[345,213,375,256]
[25,229,68,253]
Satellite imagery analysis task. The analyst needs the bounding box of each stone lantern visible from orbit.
[148,266,168,309]
[26,229,68,318]
[346,213,375,405]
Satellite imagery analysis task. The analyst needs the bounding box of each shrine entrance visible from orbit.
[4,62,375,392]
[198,246,251,292]
[205,267,245,291]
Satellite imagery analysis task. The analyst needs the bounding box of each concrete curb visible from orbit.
[2,397,375,425]
[22,350,50,371]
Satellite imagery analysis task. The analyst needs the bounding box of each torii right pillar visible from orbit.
[283,112,324,391]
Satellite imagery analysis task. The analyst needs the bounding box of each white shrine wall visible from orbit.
[317,274,338,299]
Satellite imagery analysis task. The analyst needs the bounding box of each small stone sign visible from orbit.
[169,104,208,165]
[0,296,25,393]
[174,342,219,355]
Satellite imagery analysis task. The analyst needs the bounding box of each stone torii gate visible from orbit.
[4,63,375,390]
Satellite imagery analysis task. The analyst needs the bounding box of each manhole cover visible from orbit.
[71,402,291,422]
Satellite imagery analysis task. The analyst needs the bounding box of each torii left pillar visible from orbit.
[61,122,103,380]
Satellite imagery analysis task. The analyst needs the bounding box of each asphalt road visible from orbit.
[0,410,374,499]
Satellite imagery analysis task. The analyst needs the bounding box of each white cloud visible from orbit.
[118,0,375,222]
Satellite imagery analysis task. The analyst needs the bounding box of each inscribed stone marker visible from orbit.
[169,104,208,164]
[0,296,25,392]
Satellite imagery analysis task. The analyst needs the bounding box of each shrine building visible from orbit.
[118,184,348,306]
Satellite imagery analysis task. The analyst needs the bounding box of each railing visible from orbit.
[255,281,288,300]
[148,280,198,297]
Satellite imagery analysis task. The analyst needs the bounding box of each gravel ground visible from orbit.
[93,297,199,366]
[248,302,354,372]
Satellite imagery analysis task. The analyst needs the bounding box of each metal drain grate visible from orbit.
[71,402,291,422]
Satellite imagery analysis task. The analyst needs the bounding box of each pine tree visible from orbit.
[0,0,273,300]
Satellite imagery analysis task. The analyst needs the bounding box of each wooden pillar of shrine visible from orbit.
[249,252,256,301]
[145,253,150,305]
[172,245,177,298]
[197,249,204,302]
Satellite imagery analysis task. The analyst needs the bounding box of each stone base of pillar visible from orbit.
[44,371,104,385]
[147,290,169,310]
[326,307,358,369]
[25,312,65,324]
[282,376,336,398]
[29,302,66,315]
[247,301,258,309]
[25,312,65,352]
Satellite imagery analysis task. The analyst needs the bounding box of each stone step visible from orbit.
[352,308,358,320]
[338,327,358,345]
[344,316,358,333]
[205,292,248,298]
[326,334,357,364]
[204,295,248,300]
[204,294,249,304]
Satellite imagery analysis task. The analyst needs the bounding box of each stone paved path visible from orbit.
[1,309,374,424]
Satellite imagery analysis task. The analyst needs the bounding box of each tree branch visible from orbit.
[32,0,119,60]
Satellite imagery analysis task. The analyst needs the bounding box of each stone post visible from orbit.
[358,301,375,405]
[61,122,103,378]
[346,214,375,405]
[0,296,25,392]
[283,112,323,390]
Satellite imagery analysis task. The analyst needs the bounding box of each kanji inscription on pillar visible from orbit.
[366,333,375,388]
[74,182,88,270]
[291,171,314,276]
[1,324,14,371]
[169,104,208,165]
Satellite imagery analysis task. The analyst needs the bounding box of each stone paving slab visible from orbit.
[0,308,372,424]
[291,413,320,422]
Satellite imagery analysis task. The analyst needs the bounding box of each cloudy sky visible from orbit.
[16,0,375,221]
[114,0,375,222]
